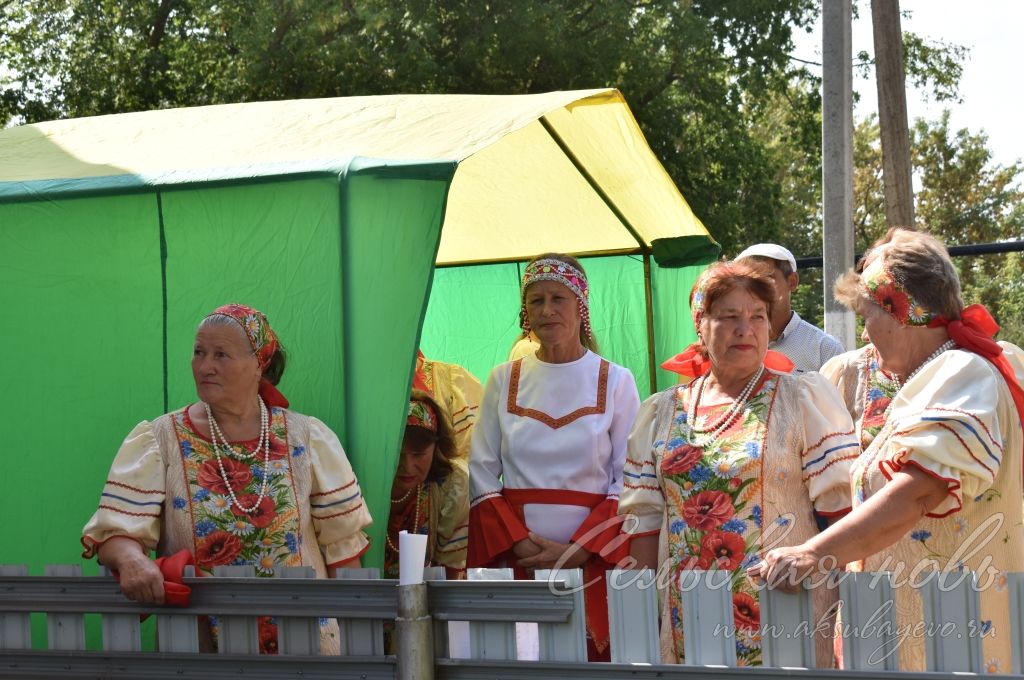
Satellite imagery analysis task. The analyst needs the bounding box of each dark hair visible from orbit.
[691,260,776,359]
[741,254,793,278]
[262,345,287,385]
[522,252,600,353]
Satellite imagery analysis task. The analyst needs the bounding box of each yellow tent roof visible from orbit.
[0,89,715,264]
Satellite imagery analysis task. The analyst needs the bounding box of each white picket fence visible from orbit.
[1,564,1022,679]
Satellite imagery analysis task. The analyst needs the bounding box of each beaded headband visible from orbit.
[407,399,438,433]
[206,303,280,371]
[519,258,592,340]
[860,255,937,326]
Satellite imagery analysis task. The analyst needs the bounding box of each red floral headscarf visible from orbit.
[205,303,289,409]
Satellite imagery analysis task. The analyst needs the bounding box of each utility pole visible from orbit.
[872,0,915,227]
[822,0,856,350]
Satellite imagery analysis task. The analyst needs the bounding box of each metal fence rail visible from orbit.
[1,564,1022,679]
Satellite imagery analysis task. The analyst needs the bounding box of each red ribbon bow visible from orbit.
[661,343,795,378]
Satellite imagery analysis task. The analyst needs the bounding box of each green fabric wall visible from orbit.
[0,165,453,646]
[420,256,703,396]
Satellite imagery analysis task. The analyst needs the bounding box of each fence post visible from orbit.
[1010,572,1024,675]
[607,568,659,663]
[157,565,199,652]
[679,569,737,666]
[534,568,586,662]
[0,565,31,650]
[44,564,85,650]
[467,568,516,660]
[276,566,319,655]
[917,570,982,673]
[423,566,449,659]
[335,567,385,656]
[760,581,816,668]
[838,571,898,671]
[396,583,433,680]
[213,565,259,654]
[98,565,141,652]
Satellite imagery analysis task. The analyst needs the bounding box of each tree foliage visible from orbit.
[853,112,1024,345]
[2,0,1021,341]
[1,0,822,255]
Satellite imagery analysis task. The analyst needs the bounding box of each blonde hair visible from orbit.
[835,228,963,319]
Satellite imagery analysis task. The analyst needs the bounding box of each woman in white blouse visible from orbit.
[82,303,371,653]
[467,253,640,661]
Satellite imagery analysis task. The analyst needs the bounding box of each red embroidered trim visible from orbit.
[311,501,365,521]
[105,480,163,495]
[625,457,653,467]
[97,504,161,518]
[915,422,995,477]
[925,406,1002,451]
[801,453,861,482]
[803,429,856,456]
[623,482,660,491]
[878,458,963,518]
[506,358,610,429]
[311,478,357,498]
[326,540,371,568]
[454,423,473,436]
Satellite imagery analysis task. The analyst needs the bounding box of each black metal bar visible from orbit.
[794,239,1024,270]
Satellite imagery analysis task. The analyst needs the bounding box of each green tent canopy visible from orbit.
[0,89,717,578]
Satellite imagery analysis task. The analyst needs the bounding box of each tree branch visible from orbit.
[147,0,176,49]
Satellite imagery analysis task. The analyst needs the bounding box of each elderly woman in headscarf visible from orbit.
[619,261,860,666]
[82,303,372,654]
[753,228,1024,673]
[468,253,641,661]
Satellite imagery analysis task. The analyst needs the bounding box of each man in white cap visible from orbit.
[735,243,845,372]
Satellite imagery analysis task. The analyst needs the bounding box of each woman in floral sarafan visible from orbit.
[619,261,859,666]
[82,303,372,654]
[760,229,1024,672]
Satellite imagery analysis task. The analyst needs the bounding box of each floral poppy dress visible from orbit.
[620,370,859,666]
[83,406,373,654]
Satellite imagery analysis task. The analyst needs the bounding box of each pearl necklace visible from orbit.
[386,484,424,554]
[884,340,956,418]
[204,399,271,514]
[391,484,417,505]
[685,365,765,447]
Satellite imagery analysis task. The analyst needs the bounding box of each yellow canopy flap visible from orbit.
[0,89,717,264]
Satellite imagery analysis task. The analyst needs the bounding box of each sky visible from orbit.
[792,0,1024,169]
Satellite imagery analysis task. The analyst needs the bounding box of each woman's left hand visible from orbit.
[747,543,822,593]
[516,532,591,570]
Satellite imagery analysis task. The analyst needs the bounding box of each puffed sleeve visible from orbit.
[81,421,165,558]
[447,363,483,461]
[820,346,868,427]
[797,372,860,517]
[570,366,641,559]
[431,460,469,569]
[618,391,668,537]
[306,417,372,566]
[467,364,530,566]
[881,351,1010,518]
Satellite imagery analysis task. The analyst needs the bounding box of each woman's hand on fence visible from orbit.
[516,533,590,570]
[746,543,820,594]
[99,537,166,604]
